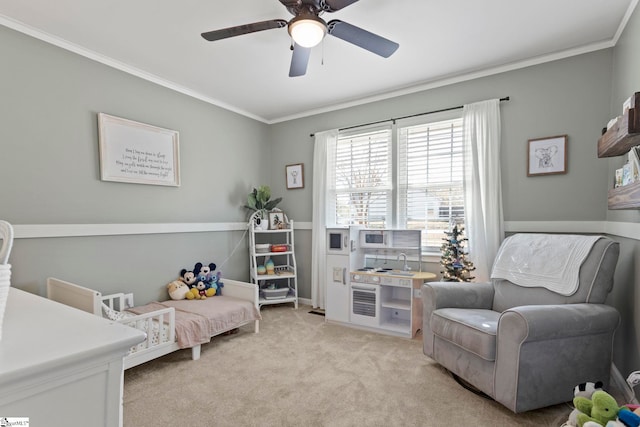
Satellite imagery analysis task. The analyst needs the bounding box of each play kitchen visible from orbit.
[325,227,436,338]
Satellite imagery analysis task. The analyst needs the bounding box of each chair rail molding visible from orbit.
[10,220,639,241]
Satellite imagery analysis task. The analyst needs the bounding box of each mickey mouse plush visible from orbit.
[180,268,197,287]
[193,262,223,296]
[190,277,215,299]
[179,268,200,300]
[194,262,216,281]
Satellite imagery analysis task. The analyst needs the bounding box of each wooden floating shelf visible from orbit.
[609,181,640,209]
[598,92,640,158]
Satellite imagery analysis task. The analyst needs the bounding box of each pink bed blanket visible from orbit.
[127,296,260,349]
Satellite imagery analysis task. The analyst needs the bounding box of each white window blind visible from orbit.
[398,118,464,249]
[326,115,463,250]
[328,126,392,228]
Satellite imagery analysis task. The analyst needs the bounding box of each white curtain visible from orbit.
[311,129,338,308]
[462,99,504,282]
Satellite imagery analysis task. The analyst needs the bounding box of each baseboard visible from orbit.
[298,297,312,307]
[611,363,638,404]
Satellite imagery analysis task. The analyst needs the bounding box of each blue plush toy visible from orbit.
[618,407,640,427]
[208,271,223,296]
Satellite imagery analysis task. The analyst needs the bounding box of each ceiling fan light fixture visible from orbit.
[288,15,327,48]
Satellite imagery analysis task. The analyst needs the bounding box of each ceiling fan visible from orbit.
[201,0,399,77]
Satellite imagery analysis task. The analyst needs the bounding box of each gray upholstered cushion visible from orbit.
[431,308,500,361]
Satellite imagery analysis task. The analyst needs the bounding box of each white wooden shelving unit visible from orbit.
[248,210,298,309]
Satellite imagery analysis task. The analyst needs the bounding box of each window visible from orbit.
[327,114,464,251]
[328,126,392,228]
[398,117,464,249]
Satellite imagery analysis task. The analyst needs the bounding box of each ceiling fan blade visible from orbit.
[201,19,287,42]
[322,0,359,12]
[327,20,399,58]
[289,45,312,77]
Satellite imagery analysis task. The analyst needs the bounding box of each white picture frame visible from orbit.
[97,113,180,186]
[527,135,568,177]
[285,163,304,189]
[269,211,286,229]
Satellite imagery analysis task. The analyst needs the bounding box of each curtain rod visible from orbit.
[309,96,510,138]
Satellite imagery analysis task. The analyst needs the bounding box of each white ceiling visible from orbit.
[0,0,636,123]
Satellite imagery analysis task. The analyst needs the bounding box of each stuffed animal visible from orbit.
[574,390,623,426]
[209,271,223,296]
[167,280,190,300]
[179,269,198,300]
[568,382,604,426]
[194,262,216,281]
[586,408,640,427]
[180,269,197,287]
[188,276,216,300]
[194,262,223,296]
[617,407,640,427]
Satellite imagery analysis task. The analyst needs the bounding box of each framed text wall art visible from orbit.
[98,113,180,186]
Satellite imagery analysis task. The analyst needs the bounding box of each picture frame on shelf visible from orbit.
[527,135,568,177]
[268,211,286,229]
[285,163,304,189]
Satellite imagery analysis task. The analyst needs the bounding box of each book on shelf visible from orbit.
[622,163,633,186]
[629,147,640,183]
[615,168,623,188]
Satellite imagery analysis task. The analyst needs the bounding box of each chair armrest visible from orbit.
[422,281,494,311]
[494,304,620,412]
[421,281,494,358]
[499,303,620,342]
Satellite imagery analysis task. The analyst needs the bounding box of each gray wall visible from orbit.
[2,6,639,382]
[269,49,614,300]
[0,25,269,301]
[608,4,640,386]
[269,51,613,224]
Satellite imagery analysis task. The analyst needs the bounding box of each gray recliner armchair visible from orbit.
[422,234,620,413]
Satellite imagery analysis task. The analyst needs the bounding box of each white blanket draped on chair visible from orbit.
[491,234,602,296]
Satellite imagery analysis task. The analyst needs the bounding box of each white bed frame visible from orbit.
[46,277,260,369]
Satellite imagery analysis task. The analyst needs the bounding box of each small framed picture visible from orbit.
[269,211,286,229]
[286,163,304,189]
[527,135,568,176]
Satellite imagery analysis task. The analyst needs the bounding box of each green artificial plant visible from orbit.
[245,185,282,218]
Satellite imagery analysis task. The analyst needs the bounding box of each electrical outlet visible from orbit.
[413,288,422,298]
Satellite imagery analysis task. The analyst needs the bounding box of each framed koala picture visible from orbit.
[527,135,567,176]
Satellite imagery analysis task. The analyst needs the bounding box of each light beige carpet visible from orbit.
[123,304,577,427]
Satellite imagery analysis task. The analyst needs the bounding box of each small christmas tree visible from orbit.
[440,224,476,282]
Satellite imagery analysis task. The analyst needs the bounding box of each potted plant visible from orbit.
[245,185,282,228]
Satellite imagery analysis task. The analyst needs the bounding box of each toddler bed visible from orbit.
[46,277,260,369]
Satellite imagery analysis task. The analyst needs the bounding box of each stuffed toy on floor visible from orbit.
[567,382,604,426]
[574,390,625,426]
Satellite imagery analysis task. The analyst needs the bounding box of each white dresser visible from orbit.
[0,287,146,427]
